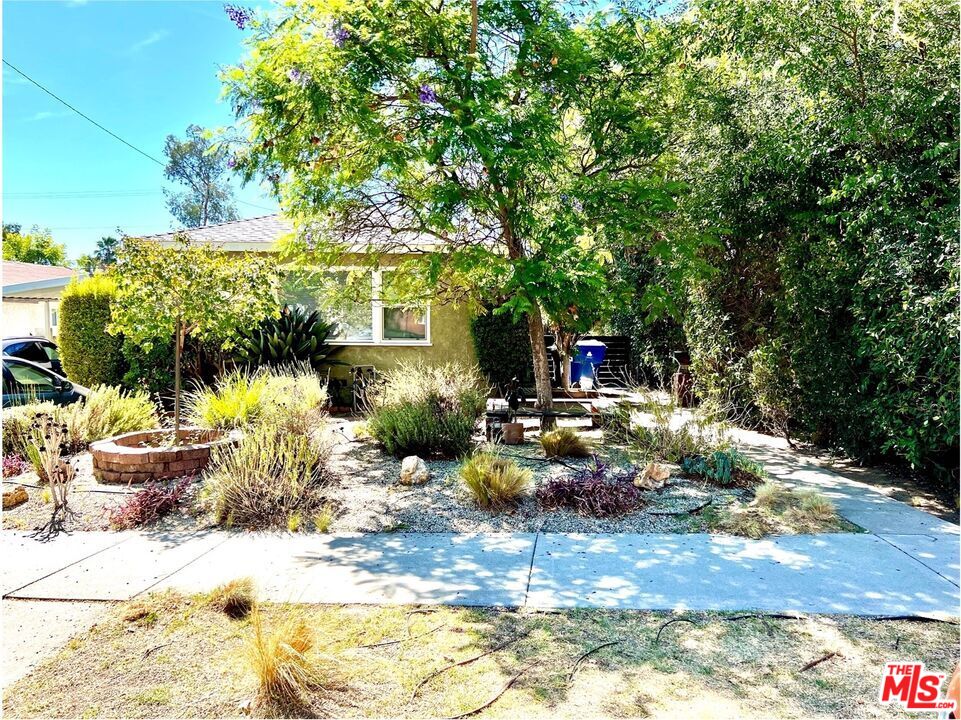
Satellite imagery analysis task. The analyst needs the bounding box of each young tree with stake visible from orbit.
[109,236,277,433]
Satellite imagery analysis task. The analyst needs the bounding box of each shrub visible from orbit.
[58,275,126,387]
[537,459,642,517]
[75,385,159,443]
[629,395,724,463]
[105,477,191,530]
[206,578,256,618]
[236,304,343,370]
[187,365,328,435]
[201,425,333,529]
[469,309,533,391]
[459,452,532,510]
[367,362,487,458]
[246,609,325,712]
[539,427,591,458]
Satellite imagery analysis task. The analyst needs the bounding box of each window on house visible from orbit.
[280,266,429,344]
[380,271,428,341]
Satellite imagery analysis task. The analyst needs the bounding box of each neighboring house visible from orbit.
[2,261,80,340]
[143,215,477,378]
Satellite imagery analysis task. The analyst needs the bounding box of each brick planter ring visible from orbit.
[90,428,242,484]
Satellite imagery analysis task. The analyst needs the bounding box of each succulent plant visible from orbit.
[235,305,343,370]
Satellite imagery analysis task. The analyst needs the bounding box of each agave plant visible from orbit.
[236,305,343,369]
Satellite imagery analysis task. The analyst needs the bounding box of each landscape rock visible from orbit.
[3,485,29,510]
[634,462,670,490]
[399,456,429,485]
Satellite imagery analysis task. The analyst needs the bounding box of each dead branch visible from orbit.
[800,651,841,672]
[567,640,623,687]
[649,499,713,516]
[356,623,446,649]
[141,642,172,660]
[445,659,538,720]
[655,617,699,644]
[410,631,530,701]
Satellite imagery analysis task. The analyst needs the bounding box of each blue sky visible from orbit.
[3,0,278,261]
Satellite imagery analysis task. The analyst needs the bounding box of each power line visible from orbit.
[4,60,277,214]
[3,59,166,167]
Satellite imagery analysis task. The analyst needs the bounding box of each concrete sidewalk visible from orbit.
[3,434,958,617]
[2,528,958,617]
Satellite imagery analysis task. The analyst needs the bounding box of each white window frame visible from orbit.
[326,268,431,347]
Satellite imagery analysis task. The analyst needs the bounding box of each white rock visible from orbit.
[399,456,429,485]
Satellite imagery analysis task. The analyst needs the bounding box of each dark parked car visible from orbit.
[2,356,87,408]
[2,336,63,375]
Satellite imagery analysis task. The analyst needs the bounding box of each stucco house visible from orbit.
[2,261,80,339]
[143,214,478,379]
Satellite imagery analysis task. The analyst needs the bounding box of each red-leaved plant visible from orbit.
[105,476,192,530]
[2,454,29,478]
[536,457,642,517]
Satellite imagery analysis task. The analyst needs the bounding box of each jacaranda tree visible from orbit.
[221,0,680,420]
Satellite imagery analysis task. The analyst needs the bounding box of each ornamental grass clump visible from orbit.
[367,362,487,458]
[206,577,256,619]
[186,364,328,435]
[459,451,532,510]
[539,427,591,458]
[537,458,642,517]
[201,424,333,529]
[246,608,332,713]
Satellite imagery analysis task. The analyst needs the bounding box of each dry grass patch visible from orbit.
[706,482,858,538]
[205,578,256,619]
[3,597,958,719]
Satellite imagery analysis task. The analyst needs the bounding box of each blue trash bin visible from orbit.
[573,339,607,387]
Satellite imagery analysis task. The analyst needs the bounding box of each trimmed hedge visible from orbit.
[469,308,533,392]
[58,275,126,387]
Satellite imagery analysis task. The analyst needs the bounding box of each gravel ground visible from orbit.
[0,420,752,535]
[324,421,752,533]
[1,454,202,533]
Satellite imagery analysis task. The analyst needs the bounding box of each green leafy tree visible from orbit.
[163,125,239,228]
[668,0,959,473]
[2,224,67,266]
[221,0,680,422]
[109,236,278,432]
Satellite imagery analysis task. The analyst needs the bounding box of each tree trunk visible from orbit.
[526,306,556,430]
[173,319,183,436]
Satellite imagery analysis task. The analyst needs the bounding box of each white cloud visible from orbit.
[127,30,169,53]
[27,110,70,122]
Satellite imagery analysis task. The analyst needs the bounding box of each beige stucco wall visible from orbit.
[328,301,477,379]
[2,298,57,339]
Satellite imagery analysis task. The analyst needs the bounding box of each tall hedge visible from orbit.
[469,309,533,392]
[58,275,126,387]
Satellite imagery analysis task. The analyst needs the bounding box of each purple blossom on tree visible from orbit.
[224,4,253,30]
[227,157,237,169]
[418,84,437,104]
[288,67,312,87]
[330,23,350,48]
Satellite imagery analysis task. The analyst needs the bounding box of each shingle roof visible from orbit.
[2,261,76,287]
[140,214,292,246]
[140,213,441,253]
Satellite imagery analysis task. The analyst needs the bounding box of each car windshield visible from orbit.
[6,361,55,392]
